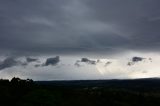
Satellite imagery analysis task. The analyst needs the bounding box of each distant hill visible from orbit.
[35,78,160,88]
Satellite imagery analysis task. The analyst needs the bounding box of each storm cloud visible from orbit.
[26,57,38,63]
[0,0,160,80]
[75,58,97,66]
[44,56,60,66]
[127,56,153,66]
[132,57,145,62]
[0,0,160,56]
[0,57,21,70]
[81,58,97,65]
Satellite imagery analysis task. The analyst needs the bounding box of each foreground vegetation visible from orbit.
[0,78,160,106]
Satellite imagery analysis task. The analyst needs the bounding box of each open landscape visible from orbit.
[1,0,160,105]
[0,78,160,106]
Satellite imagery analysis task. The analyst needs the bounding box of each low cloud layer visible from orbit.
[0,53,159,80]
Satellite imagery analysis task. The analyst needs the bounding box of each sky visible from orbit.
[0,0,160,80]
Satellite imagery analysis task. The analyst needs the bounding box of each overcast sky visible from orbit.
[0,0,160,80]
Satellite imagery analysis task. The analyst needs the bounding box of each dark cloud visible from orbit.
[127,56,146,66]
[81,58,90,62]
[26,57,38,63]
[44,56,60,66]
[75,58,97,66]
[81,58,97,65]
[34,64,41,67]
[149,58,153,62]
[104,61,112,67]
[0,56,61,69]
[75,60,81,67]
[132,57,145,62]
[0,0,160,55]
[0,57,20,70]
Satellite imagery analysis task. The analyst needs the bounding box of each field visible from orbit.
[0,78,160,106]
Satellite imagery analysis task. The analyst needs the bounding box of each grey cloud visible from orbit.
[75,60,81,67]
[0,0,160,56]
[127,56,146,66]
[0,56,41,70]
[34,64,41,67]
[81,58,90,62]
[75,58,97,66]
[44,56,60,66]
[26,57,38,63]
[149,58,153,62]
[0,56,61,69]
[0,57,21,70]
[104,61,112,67]
[132,57,145,62]
[86,0,160,51]
[81,58,97,65]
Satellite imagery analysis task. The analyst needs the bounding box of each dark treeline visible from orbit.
[0,77,33,85]
[0,78,160,106]
[0,77,35,106]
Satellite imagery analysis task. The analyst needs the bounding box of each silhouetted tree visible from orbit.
[11,77,21,84]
